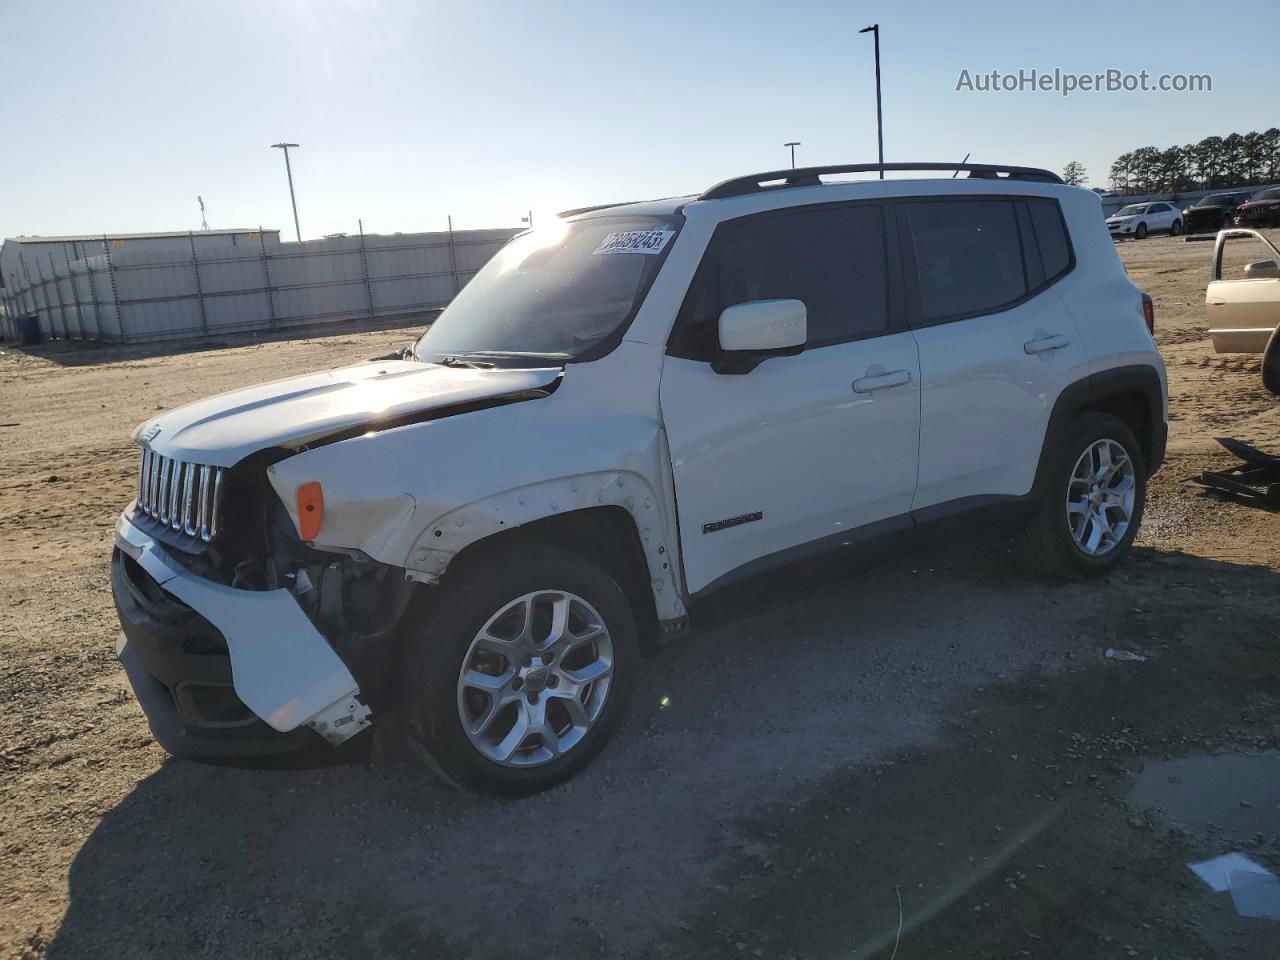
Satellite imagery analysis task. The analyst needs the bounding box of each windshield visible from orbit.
[414,215,681,364]
[1253,188,1280,202]
[1194,194,1237,207]
[1114,204,1147,217]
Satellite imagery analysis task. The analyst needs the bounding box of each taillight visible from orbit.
[1141,293,1155,335]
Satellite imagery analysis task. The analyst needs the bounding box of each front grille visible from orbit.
[136,447,224,542]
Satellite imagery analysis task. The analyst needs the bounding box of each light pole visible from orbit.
[858,24,884,178]
[271,142,303,242]
[784,141,801,169]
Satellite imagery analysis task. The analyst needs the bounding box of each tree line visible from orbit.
[1107,130,1280,195]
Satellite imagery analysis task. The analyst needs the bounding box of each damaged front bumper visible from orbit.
[112,512,372,761]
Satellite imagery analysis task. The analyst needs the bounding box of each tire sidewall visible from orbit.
[1135,222,1148,240]
[403,543,639,795]
[1050,413,1147,575]
[1262,325,1280,396]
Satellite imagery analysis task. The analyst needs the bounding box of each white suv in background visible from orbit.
[1106,201,1183,239]
[112,162,1167,794]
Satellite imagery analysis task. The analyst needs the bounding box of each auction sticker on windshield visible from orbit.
[593,229,674,255]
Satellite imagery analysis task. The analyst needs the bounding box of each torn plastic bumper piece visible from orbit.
[114,512,372,747]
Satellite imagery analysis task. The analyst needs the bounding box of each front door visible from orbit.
[660,201,920,595]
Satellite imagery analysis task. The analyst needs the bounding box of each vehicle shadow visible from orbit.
[8,312,434,369]
[46,545,1280,959]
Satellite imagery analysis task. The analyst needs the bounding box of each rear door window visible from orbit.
[903,199,1026,323]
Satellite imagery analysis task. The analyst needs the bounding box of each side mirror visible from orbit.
[1244,260,1280,280]
[713,299,807,374]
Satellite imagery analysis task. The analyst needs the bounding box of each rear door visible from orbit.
[660,201,920,594]
[902,195,1092,511]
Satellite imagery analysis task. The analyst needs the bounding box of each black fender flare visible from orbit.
[1033,365,1166,496]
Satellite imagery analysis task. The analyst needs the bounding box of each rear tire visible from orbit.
[402,543,639,795]
[1170,219,1182,236]
[1263,326,1280,396]
[1015,412,1146,579]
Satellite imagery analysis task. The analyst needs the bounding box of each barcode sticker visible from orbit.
[593,229,675,255]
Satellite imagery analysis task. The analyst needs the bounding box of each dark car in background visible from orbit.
[1183,191,1254,234]
[1234,187,1280,228]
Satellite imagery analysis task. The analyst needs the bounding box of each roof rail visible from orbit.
[700,162,1064,200]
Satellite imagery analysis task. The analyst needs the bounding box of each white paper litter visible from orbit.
[1190,852,1272,891]
[1189,853,1280,921]
[1228,870,1280,921]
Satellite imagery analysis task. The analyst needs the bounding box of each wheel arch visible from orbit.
[444,505,662,647]
[1034,365,1166,494]
[406,472,687,629]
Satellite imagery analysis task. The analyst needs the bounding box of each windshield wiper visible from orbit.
[436,355,496,369]
[463,351,571,360]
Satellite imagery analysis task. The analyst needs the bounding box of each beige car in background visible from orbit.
[1206,228,1280,393]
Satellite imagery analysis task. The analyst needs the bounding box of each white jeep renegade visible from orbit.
[112,162,1167,794]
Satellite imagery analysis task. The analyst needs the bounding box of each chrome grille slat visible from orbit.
[135,448,225,544]
[197,465,212,541]
[210,467,224,541]
[158,458,172,522]
[182,463,197,536]
[148,450,161,517]
[168,461,183,530]
[139,449,150,514]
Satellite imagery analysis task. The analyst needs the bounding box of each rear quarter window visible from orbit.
[1026,198,1072,281]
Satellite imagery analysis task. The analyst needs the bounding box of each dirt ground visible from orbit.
[1,233,1278,959]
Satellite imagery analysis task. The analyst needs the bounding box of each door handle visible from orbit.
[852,369,912,393]
[1023,334,1072,355]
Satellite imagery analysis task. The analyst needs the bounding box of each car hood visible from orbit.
[1239,200,1280,210]
[134,360,563,467]
[1106,216,1135,224]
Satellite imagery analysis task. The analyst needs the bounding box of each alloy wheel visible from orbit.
[456,590,614,767]
[1065,438,1136,557]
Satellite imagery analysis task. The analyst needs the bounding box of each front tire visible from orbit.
[402,543,639,795]
[1015,412,1146,579]
[1135,222,1148,240]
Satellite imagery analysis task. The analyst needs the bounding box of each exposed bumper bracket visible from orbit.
[307,694,374,745]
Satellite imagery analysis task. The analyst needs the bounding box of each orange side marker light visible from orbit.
[297,482,324,540]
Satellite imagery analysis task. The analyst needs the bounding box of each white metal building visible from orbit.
[0,225,519,344]
[0,229,280,296]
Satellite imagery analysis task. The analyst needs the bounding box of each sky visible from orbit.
[2,0,1277,240]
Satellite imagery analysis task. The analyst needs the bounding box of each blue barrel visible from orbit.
[15,315,42,346]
